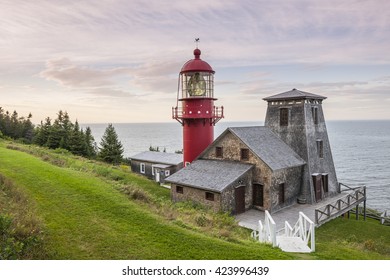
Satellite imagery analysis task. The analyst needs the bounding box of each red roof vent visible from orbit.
[180,48,214,74]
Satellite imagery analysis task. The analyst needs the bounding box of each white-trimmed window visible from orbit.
[140,163,145,174]
[165,170,170,176]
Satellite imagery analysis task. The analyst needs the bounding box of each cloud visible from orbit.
[39,57,181,98]
[238,74,390,105]
[40,57,132,88]
[2,0,390,122]
[2,0,390,68]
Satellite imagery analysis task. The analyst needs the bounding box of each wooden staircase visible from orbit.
[251,211,315,253]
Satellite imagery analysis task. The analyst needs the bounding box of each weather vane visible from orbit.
[195,38,200,48]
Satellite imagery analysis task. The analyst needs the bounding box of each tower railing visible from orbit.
[172,106,224,124]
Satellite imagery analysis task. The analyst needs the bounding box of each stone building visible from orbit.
[129,151,183,184]
[166,126,305,214]
[166,88,339,214]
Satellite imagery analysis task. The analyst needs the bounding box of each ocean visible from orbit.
[84,120,390,213]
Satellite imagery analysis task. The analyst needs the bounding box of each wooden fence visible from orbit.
[315,185,366,226]
[350,207,390,225]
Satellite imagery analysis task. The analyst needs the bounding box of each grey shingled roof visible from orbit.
[228,126,305,171]
[263,88,326,101]
[165,159,254,192]
[129,151,182,165]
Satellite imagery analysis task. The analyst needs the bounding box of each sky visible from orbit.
[1,0,390,124]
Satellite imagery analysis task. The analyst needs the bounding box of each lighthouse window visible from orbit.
[317,140,324,158]
[322,174,329,193]
[312,107,319,124]
[240,148,249,161]
[216,146,223,158]
[280,108,289,126]
[205,192,215,201]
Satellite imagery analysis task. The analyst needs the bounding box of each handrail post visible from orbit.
[311,220,315,252]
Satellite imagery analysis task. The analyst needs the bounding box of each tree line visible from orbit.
[0,107,124,164]
[0,107,34,142]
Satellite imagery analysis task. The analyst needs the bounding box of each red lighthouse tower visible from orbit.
[172,48,224,166]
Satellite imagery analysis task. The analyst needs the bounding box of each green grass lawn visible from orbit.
[312,215,390,259]
[0,141,291,259]
[1,140,389,260]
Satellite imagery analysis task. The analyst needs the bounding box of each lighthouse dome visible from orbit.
[180,48,214,74]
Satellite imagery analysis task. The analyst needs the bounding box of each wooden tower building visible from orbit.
[263,88,339,204]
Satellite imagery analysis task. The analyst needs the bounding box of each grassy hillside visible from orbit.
[1,140,389,260]
[0,141,291,259]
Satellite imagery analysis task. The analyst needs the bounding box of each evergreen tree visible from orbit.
[45,110,73,149]
[84,126,97,158]
[60,111,73,149]
[22,113,34,143]
[33,117,51,146]
[99,124,124,165]
[46,119,62,149]
[0,108,34,142]
[68,121,87,156]
[0,107,4,133]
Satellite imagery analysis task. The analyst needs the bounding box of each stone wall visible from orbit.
[171,183,222,212]
[220,171,254,214]
[201,131,273,210]
[270,165,303,213]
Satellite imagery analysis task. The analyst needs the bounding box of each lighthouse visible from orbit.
[172,47,224,166]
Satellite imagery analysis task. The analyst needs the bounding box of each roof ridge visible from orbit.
[263,88,326,101]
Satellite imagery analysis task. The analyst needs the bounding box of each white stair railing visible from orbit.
[251,210,276,247]
[287,212,315,252]
[284,221,293,237]
[252,211,315,252]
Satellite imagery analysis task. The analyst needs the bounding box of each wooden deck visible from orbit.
[236,191,358,231]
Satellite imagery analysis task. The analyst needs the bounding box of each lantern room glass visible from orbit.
[181,71,214,99]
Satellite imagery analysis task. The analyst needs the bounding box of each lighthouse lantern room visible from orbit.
[172,48,224,166]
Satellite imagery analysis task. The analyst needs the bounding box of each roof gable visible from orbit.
[129,151,183,165]
[165,159,253,192]
[224,126,305,171]
[263,88,326,101]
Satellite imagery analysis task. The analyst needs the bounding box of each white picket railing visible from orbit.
[286,211,315,252]
[252,211,315,253]
[251,210,277,246]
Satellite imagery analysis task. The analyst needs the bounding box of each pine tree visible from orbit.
[68,121,87,156]
[22,113,34,143]
[46,120,62,149]
[99,124,124,165]
[45,110,73,149]
[84,126,97,158]
[33,117,52,146]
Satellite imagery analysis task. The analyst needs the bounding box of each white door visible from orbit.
[155,170,160,182]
